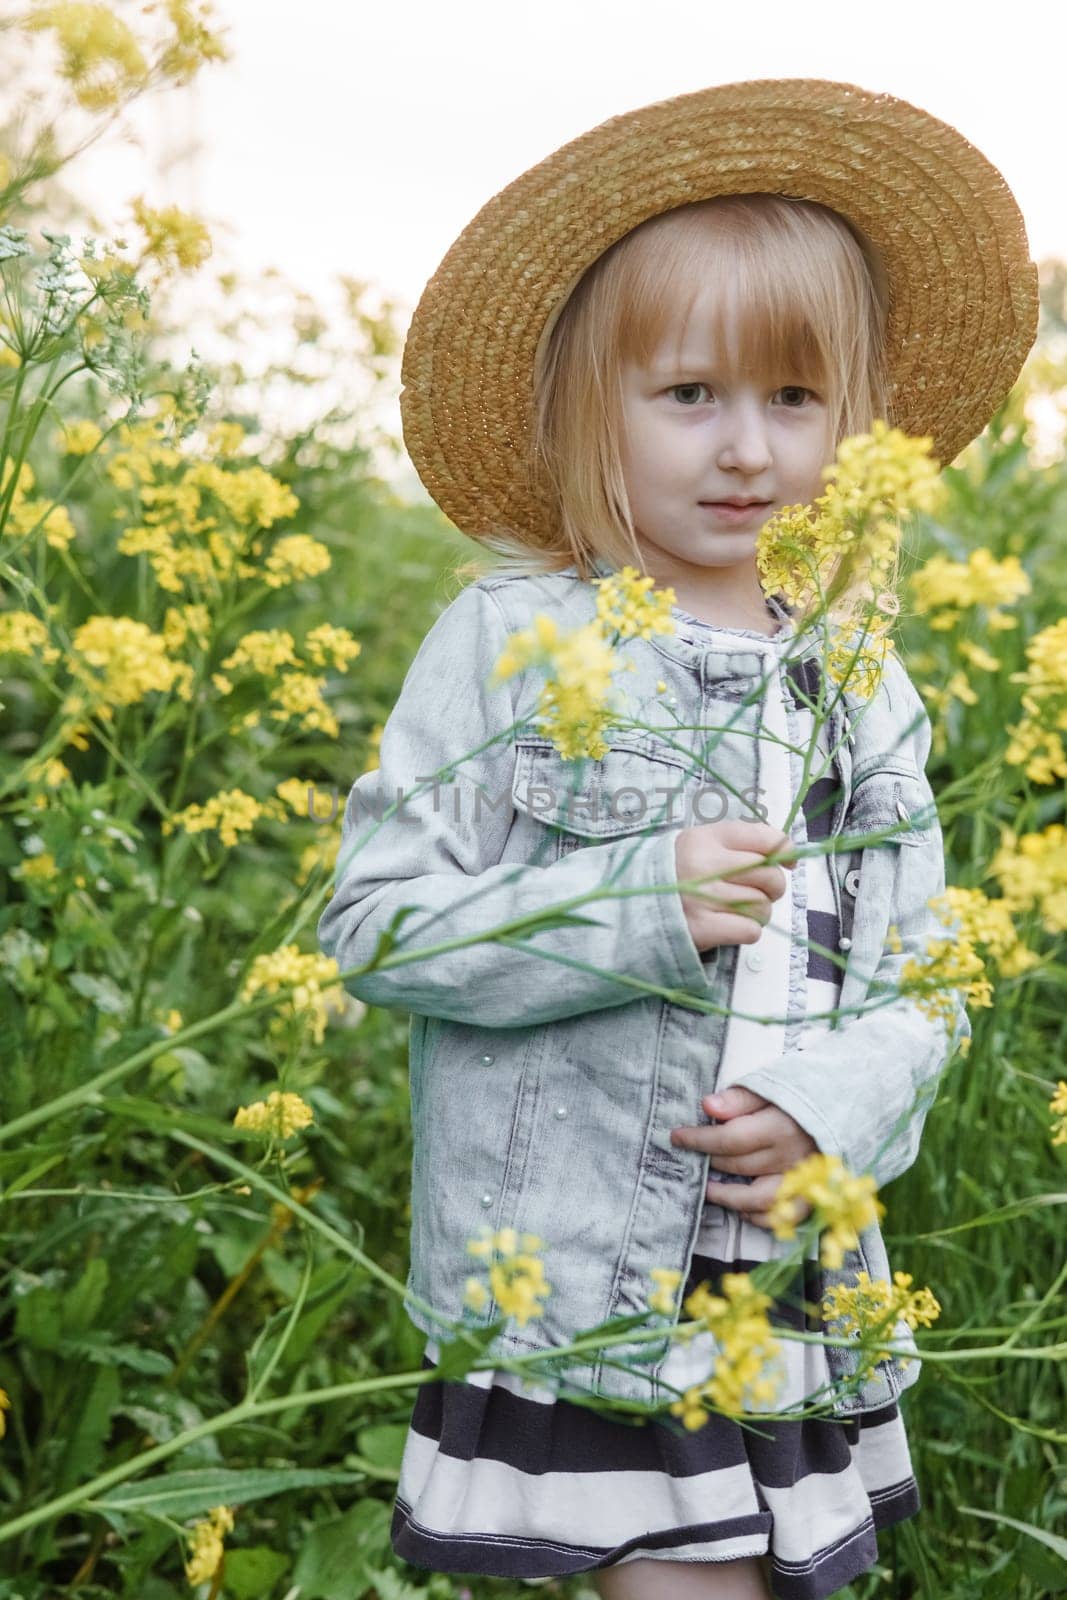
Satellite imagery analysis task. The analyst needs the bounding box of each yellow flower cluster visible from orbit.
[647,1265,684,1316]
[594,565,678,641]
[0,611,61,664]
[232,1089,314,1140]
[1050,1081,1067,1147]
[210,625,357,738]
[670,1273,785,1426]
[901,885,1039,1023]
[54,417,104,454]
[491,614,625,760]
[824,624,899,700]
[822,1269,941,1371]
[463,1227,552,1327]
[766,1152,885,1271]
[1004,618,1067,785]
[103,404,307,596]
[0,1387,11,1440]
[239,945,346,1045]
[164,786,281,848]
[24,2,150,111]
[491,566,676,759]
[17,851,59,883]
[130,196,212,274]
[908,548,1030,632]
[183,1503,235,1587]
[70,614,192,709]
[756,423,942,680]
[2,457,78,551]
[23,0,228,116]
[988,824,1067,937]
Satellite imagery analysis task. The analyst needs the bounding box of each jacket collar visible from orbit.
[561,554,825,679]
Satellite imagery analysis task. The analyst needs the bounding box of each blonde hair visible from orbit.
[452,192,893,614]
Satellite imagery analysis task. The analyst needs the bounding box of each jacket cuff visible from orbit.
[651,827,719,993]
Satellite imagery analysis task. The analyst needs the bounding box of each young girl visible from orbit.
[317,78,1036,1600]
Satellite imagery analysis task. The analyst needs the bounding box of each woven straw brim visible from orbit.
[400,77,1039,551]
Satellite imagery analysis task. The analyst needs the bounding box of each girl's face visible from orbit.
[618,299,835,617]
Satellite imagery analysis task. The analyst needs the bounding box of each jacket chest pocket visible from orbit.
[836,758,938,942]
[511,735,691,860]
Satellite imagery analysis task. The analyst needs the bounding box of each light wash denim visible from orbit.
[317,556,970,1414]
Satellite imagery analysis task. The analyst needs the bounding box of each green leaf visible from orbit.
[90,1466,364,1523]
[67,971,129,1014]
[354,1423,408,1474]
[221,1545,291,1599]
[61,1334,174,1375]
[64,1254,109,1335]
[291,1499,393,1599]
[57,1364,121,1494]
[959,1504,1067,1561]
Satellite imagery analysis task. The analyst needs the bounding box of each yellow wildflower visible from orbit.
[908,549,1030,631]
[594,565,677,641]
[463,1227,551,1326]
[17,852,59,882]
[303,623,362,671]
[670,1273,785,1425]
[261,533,330,588]
[55,418,103,454]
[239,945,346,1045]
[647,1266,683,1316]
[767,1152,885,1271]
[823,1268,941,1370]
[0,1387,11,1440]
[164,787,274,849]
[70,615,187,707]
[183,1504,234,1587]
[130,197,212,273]
[1049,1081,1067,1147]
[1004,618,1067,786]
[233,1089,314,1140]
[23,2,149,111]
[0,612,61,663]
[220,629,299,675]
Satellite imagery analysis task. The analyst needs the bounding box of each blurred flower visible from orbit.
[233,1089,314,1140]
[767,1152,885,1271]
[183,1503,234,1587]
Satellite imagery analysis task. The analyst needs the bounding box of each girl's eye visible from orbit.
[777,385,815,407]
[668,383,709,406]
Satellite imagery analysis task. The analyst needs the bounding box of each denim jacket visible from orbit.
[317,557,970,1415]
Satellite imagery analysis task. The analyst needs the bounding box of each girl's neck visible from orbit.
[668,586,784,636]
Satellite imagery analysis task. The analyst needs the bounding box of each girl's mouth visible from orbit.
[699,500,773,524]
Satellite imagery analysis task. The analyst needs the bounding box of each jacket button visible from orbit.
[844,868,861,897]
[744,948,764,971]
[479,1192,493,1208]
[554,1105,568,1119]
[838,935,853,951]
[480,1053,495,1065]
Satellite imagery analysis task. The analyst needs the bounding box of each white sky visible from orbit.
[61,0,1067,482]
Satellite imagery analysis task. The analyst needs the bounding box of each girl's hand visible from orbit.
[670,1086,819,1232]
[674,820,797,953]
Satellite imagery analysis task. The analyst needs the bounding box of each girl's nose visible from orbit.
[715,407,773,473]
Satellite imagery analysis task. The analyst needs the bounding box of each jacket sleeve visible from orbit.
[316,580,718,1028]
[727,656,971,1191]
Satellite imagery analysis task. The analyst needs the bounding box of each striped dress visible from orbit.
[391,608,920,1598]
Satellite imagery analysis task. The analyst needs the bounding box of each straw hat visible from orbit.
[399,77,1039,552]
